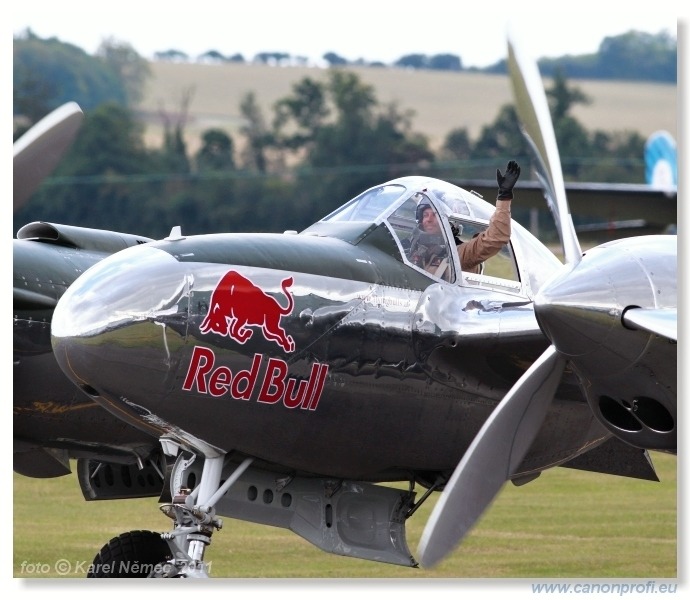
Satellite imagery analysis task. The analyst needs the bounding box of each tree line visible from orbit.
[157,30,677,83]
[13,33,653,240]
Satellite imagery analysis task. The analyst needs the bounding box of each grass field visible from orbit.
[13,452,676,579]
[135,62,678,154]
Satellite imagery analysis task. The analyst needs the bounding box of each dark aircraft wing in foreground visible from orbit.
[455,179,676,237]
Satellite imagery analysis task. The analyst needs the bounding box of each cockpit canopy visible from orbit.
[308,176,562,297]
[322,176,495,224]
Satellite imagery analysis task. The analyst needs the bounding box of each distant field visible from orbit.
[14,452,676,579]
[135,62,678,153]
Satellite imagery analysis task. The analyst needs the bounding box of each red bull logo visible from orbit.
[189,271,329,410]
[200,270,295,353]
[182,347,329,411]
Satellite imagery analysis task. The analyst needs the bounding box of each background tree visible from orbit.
[547,68,591,122]
[394,54,428,69]
[239,92,274,172]
[154,87,195,174]
[597,31,677,82]
[193,128,235,220]
[153,49,189,62]
[273,77,329,153]
[96,37,151,105]
[579,129,646,183]
[538,30,676,83]
[429,54,462,71]
[471,105,527,166]
[323,52,348,66]
[271,70,433,219]
[198,50,227,63]
[439,127,472,164]
[254,52,290,65]
[13,30,127,116]
[195,129,235,172]
[13,65,58,135]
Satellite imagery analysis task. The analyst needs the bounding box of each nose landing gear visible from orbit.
[86,437,252,578]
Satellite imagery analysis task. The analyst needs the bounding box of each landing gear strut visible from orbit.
[152,448,254,577]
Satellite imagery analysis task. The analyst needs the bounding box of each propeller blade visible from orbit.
[418,345,566,568]
[623,307,677,341]
[507,32,582,266]
[14,102,84,212]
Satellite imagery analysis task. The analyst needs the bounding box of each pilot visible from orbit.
[408,201,450,278]
[410,160,520,276]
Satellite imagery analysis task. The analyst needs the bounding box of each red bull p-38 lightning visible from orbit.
[21,37,676,577]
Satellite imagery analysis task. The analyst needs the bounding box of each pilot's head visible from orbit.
[416,202,442,235]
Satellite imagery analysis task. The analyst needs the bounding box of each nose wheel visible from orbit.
[88,530,174,578]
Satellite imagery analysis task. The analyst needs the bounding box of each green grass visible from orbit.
[13,452,676,579]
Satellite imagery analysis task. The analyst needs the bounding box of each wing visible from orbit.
[454,179,676,235]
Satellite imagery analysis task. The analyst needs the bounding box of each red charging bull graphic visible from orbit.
[200,270,295,353]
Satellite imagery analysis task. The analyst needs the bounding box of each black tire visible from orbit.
[88,530,173,578]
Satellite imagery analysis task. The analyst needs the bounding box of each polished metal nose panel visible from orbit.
[51,245,191,405]
[52,245,188,340]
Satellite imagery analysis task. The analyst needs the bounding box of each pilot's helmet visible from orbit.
[415,200,434,224]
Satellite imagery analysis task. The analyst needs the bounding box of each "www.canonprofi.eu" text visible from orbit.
[532,581,678,595]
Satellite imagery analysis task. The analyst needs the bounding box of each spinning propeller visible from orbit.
[418,34,676,568]
[13,101,84,212]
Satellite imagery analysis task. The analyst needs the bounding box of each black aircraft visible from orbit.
[15,35,676,577]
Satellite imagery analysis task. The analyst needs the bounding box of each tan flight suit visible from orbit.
[458,199,512,273]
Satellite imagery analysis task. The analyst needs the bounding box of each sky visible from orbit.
[9,1,681,68]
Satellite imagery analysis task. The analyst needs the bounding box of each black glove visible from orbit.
[451,223,462,245]
[496,160,521,200]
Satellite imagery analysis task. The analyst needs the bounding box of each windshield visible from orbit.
[321,177,491,225]
[323,184,407,223]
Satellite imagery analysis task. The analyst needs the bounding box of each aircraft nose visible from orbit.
[51,244,190,401]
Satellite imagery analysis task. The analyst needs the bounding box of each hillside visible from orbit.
[135,61,678,153]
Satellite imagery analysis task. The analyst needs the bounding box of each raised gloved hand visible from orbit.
[451,223,462,245]
[496,160,521,200]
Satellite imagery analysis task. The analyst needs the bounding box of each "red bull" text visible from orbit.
[199,270,295,353]
[182,346,329,411]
